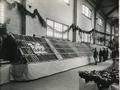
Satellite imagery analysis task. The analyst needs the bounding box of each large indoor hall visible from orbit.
[0,0,119,90]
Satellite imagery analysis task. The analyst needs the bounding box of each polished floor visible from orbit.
[1,60,113,90]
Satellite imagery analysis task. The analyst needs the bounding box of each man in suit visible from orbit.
[93,48,98,65]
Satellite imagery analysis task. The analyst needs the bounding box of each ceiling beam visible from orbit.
[101,4,116,8]
[106,5,118,16]
[96,0,104,11]
[85,0,96,8]
[99,10,108,20]
[90,0,96,5]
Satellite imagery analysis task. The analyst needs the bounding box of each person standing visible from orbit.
[106,48,109,60]
[93,48,98,65]
[103,48,106,61]
[99,49,102,62]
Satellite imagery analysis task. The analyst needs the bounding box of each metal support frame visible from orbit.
[72,0,77,42]
[104,20,107,46]
[21,0,26,35]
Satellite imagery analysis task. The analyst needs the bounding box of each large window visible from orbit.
[97,18,103,26]
[81,32,91,43]
[47,19,69,39]
[0,2,4,24]
[82,4,92,19]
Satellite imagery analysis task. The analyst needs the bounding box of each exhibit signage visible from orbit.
[27,42,48,54]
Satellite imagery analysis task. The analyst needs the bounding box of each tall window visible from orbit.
[47,19,69,39]
[0,2,4,24]
[106,24,110,34]
[97,18,103,26]
[82,4,92,19]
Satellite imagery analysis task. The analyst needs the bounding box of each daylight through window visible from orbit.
[47,19,69,39]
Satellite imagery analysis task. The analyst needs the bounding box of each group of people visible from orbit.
[93,48,109,65]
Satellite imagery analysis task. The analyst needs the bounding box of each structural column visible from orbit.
[109,25,113,48]
[21,0,26,35]
[72,0,77,42]
[110,25,112,41]
[93,8,96,44]
[104,20,107,46]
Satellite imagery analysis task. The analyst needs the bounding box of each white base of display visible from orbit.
[11,56,94,81]
[27,56,94,80]
[0,64,11,85]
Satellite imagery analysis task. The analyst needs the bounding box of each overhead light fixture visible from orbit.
[64,0,70,5]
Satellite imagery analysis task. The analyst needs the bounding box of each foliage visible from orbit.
[79,69,119,90]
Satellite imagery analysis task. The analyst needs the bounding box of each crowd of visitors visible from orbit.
[93,48,109,65]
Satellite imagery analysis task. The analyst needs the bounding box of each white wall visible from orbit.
[3,1,22,34]
[26,0,74,36]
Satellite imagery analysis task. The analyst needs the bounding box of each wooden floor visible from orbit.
[1,60,113,90]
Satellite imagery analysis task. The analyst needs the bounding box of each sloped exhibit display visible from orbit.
[49,38,78,59]
[1,34,94,81]
[12,34,58,63]
[49,38,93,59]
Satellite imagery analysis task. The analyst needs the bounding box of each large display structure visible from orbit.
[49,38,93,58]
[12,34,58,63]
[2,33,94,81]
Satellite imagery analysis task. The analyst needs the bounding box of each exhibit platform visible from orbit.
[1,60,115,90]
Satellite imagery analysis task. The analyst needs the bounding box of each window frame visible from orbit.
[97,17,103,26]
[46,18,69,40]
[82,4,92,19]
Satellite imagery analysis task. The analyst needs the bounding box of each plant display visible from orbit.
[12,34,57,64]
[79,69,119,90]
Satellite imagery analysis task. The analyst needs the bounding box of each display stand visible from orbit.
[0,34,94,82]
[0,62,11,85]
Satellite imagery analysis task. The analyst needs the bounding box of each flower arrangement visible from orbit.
[79,69,119,90]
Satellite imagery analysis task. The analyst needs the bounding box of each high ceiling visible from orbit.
[87,0,119,27]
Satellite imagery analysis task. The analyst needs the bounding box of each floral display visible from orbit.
[79,69,119,90]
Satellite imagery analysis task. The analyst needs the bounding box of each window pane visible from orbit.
[82,33,84,42]
[88,9,91,18]
[97,18,103,26]
[47,27,53,37]
[0,3,4,24]
[63,26,68,31]
[54,31,62,38]
[82,5,85,14]
[85,34,87,42]
[55,22,62,32]
[47,19,68,39]
[47,19,53,27]
[106,25,110,34]
[82,4,91,18]
[63,32,67,39]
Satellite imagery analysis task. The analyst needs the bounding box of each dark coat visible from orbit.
[93,50,98,58]
[1,34,17,63]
